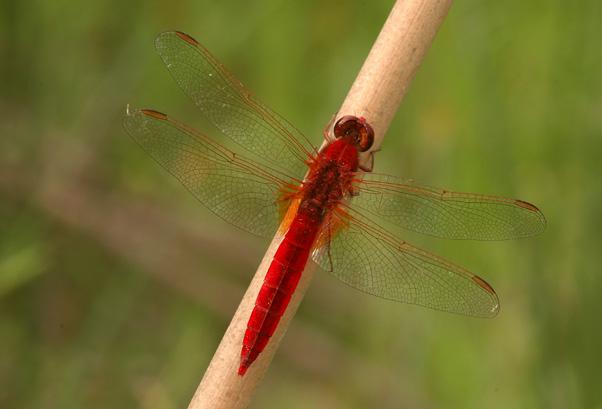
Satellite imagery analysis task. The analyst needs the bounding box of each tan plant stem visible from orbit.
[188,1,453,408]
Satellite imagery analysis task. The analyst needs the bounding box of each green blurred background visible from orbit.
[1,0,601,408]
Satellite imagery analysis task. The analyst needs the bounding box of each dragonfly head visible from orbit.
[333,115,374,152]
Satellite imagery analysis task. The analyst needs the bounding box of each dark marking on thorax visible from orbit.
[298,141,358,221]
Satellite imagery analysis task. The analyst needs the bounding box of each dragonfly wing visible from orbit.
[124,108,295,238]
[154,31,313,179]
[312,208,499,318]
[354,173,546,240]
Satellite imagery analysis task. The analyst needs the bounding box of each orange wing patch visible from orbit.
[278,198,301,235]
[278,190,301,235]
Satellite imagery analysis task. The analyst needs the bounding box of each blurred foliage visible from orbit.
[1,0,601,408]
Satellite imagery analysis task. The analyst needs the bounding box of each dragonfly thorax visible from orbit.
[299,138,359,218]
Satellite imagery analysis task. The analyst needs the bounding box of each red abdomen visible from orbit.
[238,138,359,375]
[238,210,321,375]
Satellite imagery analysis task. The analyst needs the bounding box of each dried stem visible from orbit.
[188,1,453,408]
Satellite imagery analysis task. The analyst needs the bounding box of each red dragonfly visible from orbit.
[124,31,546,376]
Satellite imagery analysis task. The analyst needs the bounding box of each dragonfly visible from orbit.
[124,31,546,376]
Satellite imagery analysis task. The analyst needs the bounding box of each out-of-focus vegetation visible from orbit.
[1,0,601,408]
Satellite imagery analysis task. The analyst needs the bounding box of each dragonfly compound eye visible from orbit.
[333,115,374,152]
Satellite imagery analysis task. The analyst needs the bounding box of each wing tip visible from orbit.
[514,199,547,236]
[123,104,140,130]
[471,274,496,295]
[480,304,500,318]
[174,31,199,46]
[470,274,500,318]
[155,31,199,50]
[514,199,540,213]
[140,109,168,120]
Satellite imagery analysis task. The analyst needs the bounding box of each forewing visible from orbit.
[312,209,499,318]
[124,108,294,238]
[354,173,546,240]
[154,31,313,179]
